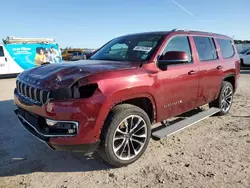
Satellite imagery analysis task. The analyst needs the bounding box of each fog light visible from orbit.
[46,119,57,127]
[45,119,78,135]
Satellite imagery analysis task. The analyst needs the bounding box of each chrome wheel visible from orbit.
[112,115,147,161]
[221,86,233,112]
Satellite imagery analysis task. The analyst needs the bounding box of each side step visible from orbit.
[152,107,221,139]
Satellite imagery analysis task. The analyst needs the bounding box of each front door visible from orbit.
[156,35,199,121]
[0,45,9,75]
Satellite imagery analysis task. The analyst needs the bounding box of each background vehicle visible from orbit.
[239,48,250,66]
[14,29,240,167]
[62,49,85,60]
[67,51,87,61]
[0,36,62,75]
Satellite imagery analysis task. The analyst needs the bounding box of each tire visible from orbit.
[209,81,234,116]
[98,104,151,167]
[240,59,245,69]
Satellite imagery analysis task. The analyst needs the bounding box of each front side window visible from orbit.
[162,36,192,63]
[217,39,235,58]
[91,35,163,62]
[0,46,4,57]
[193,36,218,61]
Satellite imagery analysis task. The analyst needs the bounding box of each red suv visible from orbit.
[14,29,240,167]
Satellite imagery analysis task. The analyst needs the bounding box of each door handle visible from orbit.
[188,70,197,75]
[217,65,223,70]
[5,57,7,62]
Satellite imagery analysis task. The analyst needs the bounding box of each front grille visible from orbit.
[16,80,51,104]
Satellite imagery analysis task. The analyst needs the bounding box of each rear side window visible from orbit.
[0,46,4,57]
[217,39,235,58]
[193,36,218,61]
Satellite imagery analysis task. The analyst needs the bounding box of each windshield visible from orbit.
[91,35,163,62]
[240,48,250,54]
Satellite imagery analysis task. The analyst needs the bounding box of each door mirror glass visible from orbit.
[158,51,189,70]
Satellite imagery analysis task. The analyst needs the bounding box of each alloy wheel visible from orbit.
[112,115,147,161]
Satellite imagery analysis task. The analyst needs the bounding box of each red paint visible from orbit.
[14,30,240,147]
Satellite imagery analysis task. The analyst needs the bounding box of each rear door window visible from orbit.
[193,36,218,61]
[217,39,235,58]
[0,46,4,57]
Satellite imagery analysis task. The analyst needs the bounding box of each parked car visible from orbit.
[14,29,240,167]
[67,51,86,61]
[62,49,85,60]
[239,48,250,66]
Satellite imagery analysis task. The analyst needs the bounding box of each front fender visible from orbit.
[92,87,157,139]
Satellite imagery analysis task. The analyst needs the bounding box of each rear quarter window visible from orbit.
[217,39,235,59]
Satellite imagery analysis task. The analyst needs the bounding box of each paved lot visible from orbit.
[0,71,250,188]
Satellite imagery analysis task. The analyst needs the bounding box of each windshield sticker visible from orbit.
[133,46,152,52]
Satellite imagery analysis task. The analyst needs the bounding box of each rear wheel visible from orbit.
[209,81,234,115]
[241,59,245,69]
[98,104,151,167]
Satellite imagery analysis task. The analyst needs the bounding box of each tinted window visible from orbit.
[217,39,235,58]
[109,43,128,57]
[0,46,4,57]
[193,36,218,61]
[163,36,192,62]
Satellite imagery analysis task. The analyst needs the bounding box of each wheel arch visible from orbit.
[223,73,236,92]
[93,91,157,139]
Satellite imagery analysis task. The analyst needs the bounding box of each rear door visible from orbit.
[192,36,223,106]
[0,45,9,75]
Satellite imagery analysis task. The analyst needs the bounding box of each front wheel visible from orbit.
[209,81,234,115]
[98,104,151,167]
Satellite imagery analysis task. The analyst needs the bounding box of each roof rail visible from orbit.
[171,28,213,34]
[3,36,55,44]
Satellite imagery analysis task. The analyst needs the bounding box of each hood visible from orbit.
[18,60,140,89]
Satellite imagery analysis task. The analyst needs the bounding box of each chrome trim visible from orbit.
[15,81,51,105]
[47,92,50,101]
[24,85,27,96]
[40,90,44,104]
[34,88,37,100]
[16,111,79,137]
[20,82,23,94]
[29,86,32,98]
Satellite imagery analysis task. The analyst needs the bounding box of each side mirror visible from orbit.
[158,51,189,70]
[247,52,250,55]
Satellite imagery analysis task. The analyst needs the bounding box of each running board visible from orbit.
[152,107,221,139]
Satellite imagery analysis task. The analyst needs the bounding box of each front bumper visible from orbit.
[15,108,100,153]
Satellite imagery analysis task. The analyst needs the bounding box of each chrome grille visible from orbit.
[16,80,50,104]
